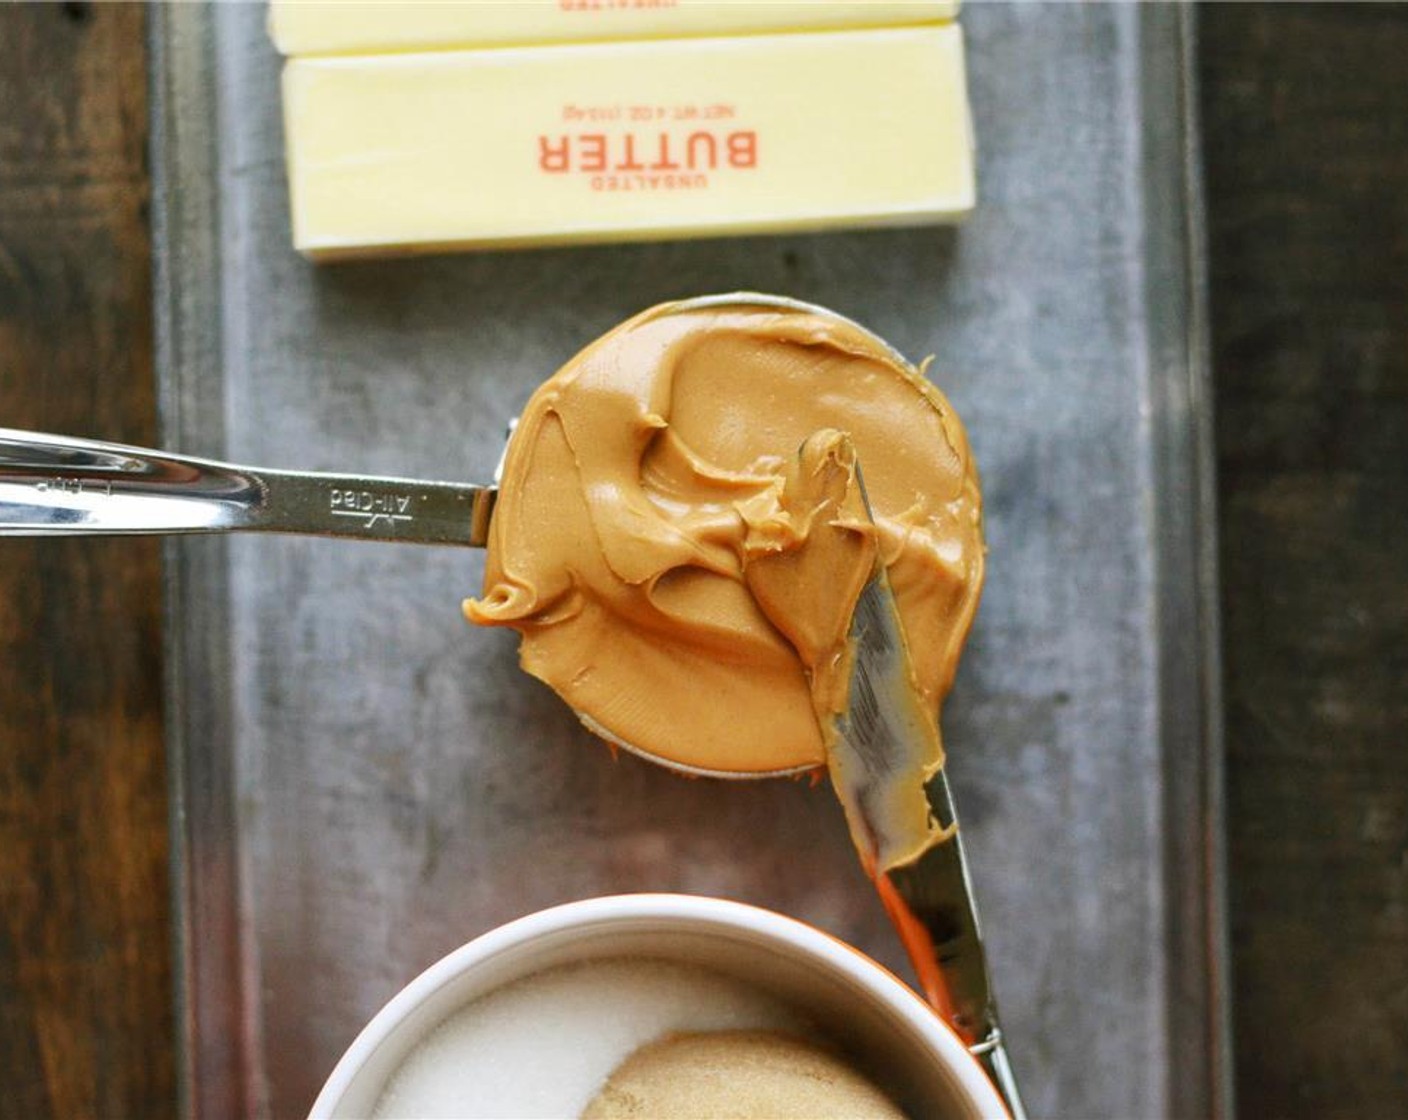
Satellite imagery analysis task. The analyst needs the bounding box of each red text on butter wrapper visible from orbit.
[539,131,758,176]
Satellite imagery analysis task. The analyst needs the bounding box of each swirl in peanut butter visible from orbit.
[465,300,983,776]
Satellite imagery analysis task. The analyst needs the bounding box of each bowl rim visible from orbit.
[308,892,1009,1119]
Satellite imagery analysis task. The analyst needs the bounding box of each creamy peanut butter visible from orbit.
[465,298,983,778]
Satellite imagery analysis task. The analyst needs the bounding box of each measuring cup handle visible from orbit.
[0,427,494,546]
[0,427,266,536]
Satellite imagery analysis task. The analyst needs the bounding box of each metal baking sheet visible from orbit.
[150,4,1230,1117]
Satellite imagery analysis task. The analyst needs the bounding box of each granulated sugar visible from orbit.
[371,957,811,1119]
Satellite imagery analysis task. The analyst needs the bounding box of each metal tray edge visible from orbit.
[149,4,247,1118]
[1144,5,1234,1118]
[146,6,1236,1117]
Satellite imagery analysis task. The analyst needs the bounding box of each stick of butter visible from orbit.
[282,25,975,258]
[269,1,961,55]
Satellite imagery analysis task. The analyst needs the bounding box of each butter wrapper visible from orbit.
[282,26,976,258]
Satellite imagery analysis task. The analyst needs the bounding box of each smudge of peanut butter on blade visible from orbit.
[746,432,956,875]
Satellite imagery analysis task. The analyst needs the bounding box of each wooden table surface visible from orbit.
[0,3,1404,1117]
[1202,6,1408,1117]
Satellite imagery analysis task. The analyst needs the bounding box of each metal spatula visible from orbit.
[827,465,1027,1119]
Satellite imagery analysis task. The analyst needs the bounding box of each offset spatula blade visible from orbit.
[829,474,1026,1119]
[887,765,1026,1118]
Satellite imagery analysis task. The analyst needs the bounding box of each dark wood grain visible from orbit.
[0,5,174,1118]
[1201,5,1408,1118]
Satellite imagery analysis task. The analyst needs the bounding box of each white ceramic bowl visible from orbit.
[310,893,1007,1119]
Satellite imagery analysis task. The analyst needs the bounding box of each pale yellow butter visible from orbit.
[269,1,961,56]
[282,25,976,257]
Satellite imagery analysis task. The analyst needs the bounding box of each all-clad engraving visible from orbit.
[327,488,414,530]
